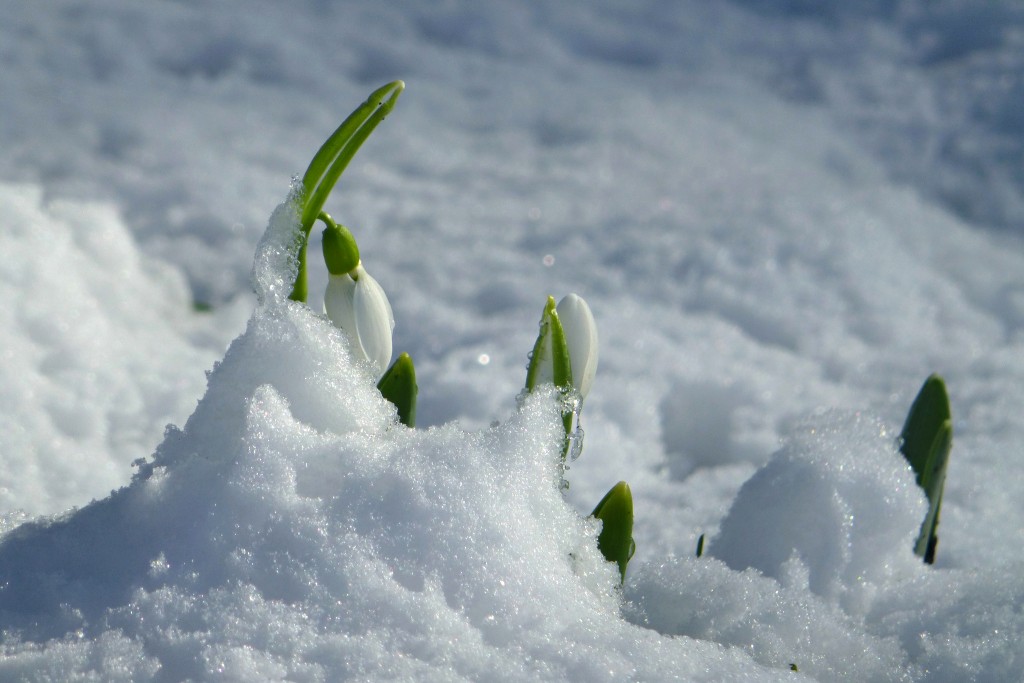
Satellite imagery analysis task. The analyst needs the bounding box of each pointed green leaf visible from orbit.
[591,481,635,583]
[377,352,417,427]
[301,81,404,231]
[525,296,556,392]
[899,374,953,564]
[524,296,577,445]
[548,306,572,391]
[899,374,951,486]
[547,302,575,437]
[524,295,574,392]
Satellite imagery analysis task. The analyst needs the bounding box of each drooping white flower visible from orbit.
[324,263,394,376]
[556,293,598,400]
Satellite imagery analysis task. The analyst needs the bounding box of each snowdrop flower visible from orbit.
[321,221,394,376]
[324,264,394,376]
[526,293,599,402]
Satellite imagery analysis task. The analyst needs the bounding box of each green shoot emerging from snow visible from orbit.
[292,82,414,422]
[900,374,953,564]
[526,296,574,398]
[377,353,417,428]
[591,481,636,583]
[524,294,599,448]
[522,294,632,578]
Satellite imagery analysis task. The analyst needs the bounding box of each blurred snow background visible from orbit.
[2,0,1024,680]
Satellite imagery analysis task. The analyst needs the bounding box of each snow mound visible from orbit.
[626,556,910,682]
[0,183,215,515]
[0,198,782,681]
[711,412,926,609]
[626,412,928,681]
[627,412,1024,681]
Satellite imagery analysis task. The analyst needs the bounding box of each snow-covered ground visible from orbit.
[2,1,1024,680]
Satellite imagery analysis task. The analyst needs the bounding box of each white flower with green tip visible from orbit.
[321,219,394,377]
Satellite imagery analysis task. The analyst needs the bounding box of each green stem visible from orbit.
[291,233,311,302]
[319,210,338,231]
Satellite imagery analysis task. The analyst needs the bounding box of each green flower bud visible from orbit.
[322,222,360,275]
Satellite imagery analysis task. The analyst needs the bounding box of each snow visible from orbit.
[711,412,926,607]
[0,184,223,513]
[2,0,1024,680]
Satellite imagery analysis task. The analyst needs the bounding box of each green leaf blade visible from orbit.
[301,81,404,232]
[899,374,953,564]
[899,374,951,486]
[914,419,952,563]
[525,296,557,393]
[591,481,635,583]
[378,352,418,428]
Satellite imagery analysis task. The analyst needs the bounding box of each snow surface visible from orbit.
[2,0,1024,680]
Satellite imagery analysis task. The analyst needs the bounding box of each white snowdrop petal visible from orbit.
[557,293,598,399]
[352,265,394,329]
[353,271,394,375]
[323,274,358,338]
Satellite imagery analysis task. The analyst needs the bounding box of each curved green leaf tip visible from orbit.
[899,374,952,564]
[591,481,635,583]
[300,81,404,233]
[378,352,417,427]
[289,80,405,302]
